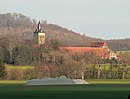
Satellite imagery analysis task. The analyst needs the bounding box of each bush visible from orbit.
[0,59,6,79]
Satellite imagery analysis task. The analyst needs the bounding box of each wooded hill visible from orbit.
[0,13,130,51]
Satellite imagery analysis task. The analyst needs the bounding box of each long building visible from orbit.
[59,42,120,60]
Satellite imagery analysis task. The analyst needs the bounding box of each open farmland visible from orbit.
[0,80,130,99]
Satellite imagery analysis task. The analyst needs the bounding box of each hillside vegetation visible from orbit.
[0,13,129,50]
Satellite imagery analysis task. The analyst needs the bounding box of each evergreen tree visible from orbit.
[0,58,6,78]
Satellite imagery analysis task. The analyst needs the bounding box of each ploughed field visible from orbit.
[0,80,130,99]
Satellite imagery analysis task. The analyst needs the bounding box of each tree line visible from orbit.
[0,35,130,80]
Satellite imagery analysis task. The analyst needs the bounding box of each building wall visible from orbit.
[38,33,45,45]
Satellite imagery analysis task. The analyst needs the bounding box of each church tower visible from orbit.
[34,21,45,45]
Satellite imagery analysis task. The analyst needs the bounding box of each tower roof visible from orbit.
[37,21,42,31]
[34,21,45,33]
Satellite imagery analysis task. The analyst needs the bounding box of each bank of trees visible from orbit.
[0,35,129,80]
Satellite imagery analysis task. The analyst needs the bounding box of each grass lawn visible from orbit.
[87,79,130,84]
[0,80,130,99]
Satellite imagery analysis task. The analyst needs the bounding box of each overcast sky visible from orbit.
[0,0,130,39]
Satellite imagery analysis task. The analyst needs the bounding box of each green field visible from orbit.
[0,80,130,99]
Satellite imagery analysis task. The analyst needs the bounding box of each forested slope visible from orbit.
[0,13,129,50]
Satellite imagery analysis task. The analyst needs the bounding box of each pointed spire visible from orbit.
[37,21,42,31]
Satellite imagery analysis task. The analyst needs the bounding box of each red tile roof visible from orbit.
[90,42,106,47]
[59,47,106,58]
[59,42,116,59]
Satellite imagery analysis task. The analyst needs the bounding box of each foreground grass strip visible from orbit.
[0,84,129,99]
[0,80,130,99]
[87,79,130,84]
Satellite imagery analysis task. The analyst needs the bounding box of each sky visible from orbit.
[0,0,130,40]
